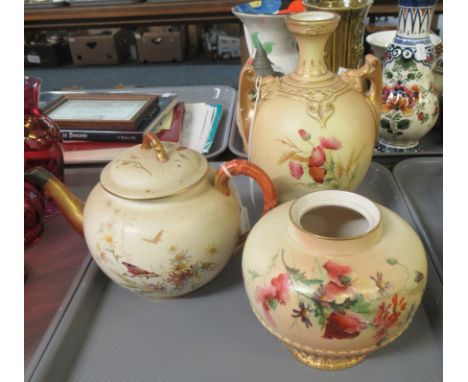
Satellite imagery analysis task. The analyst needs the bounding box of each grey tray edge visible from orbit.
[203,85,235,159]
[43,85,236,161]
[393,157,443,281]
[25,256,93,381]
[67,0,142,6]
[228,109,248,158]
[25,2,67,9]
[228,124,248,159]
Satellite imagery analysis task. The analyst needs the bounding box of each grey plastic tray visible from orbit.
[25,162,442,382]
[24,1,67,9]
[228,125,443,160]
[393,157,443,281]
[41,85,236,162]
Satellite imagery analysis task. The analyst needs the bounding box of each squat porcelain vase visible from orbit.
[378,0,440,152]
[26,133,277,299]
[243,11,382,203]
[242,190,427,370]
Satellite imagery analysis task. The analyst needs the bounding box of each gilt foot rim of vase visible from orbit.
[287,346,366,371]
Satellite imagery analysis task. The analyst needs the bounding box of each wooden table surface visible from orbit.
[25,0,443,30]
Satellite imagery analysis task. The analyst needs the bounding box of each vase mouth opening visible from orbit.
[290,190,381,240]
[290,11,337,22]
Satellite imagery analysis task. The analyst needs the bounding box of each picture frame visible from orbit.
[43,93,160,131]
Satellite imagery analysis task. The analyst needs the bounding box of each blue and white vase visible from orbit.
[377,0,440,152]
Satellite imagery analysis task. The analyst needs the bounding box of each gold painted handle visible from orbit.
[237,59,257,154]
[142,133,169,162]
[340,54,382,137]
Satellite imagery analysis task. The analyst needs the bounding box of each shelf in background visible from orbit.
[25,0,443,30]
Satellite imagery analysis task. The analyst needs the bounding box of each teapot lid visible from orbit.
[100,136,208,200]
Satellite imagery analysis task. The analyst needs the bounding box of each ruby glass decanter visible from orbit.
[24,76,64,217]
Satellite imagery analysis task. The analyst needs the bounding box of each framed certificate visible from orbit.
[44,93,160,131]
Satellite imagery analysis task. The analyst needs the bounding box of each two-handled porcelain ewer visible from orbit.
[238,11,382,203]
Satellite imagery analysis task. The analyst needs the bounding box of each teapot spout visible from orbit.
[25,168,85,236]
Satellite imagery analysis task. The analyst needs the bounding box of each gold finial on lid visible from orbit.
[142,133,169,162]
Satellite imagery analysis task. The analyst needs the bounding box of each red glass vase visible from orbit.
[24,76,64,216]
[24,181,44,245]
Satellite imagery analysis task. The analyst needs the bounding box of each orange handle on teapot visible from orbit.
[214,159,277,216]
[214,160,277,249]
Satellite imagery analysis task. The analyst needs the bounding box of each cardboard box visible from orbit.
[25,32,71,67]
[135,26,187,63]
[218,23,241,37]
[68,28,130,66]
[202,28,241,60]
[187,24,202,58]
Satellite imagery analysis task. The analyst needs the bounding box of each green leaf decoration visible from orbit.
[397,119,410,130]
[350,164,359,184]
[350,294,373,315]
[249,269,260,280]
[407,72,415,80]
[386,257,398,265]
[282,252,323,286]
[385,71,393,79]
[251,33,260,50]
[268,299,278,310]
[329,298,356,312]
[262,42,274,55]
[313,300,326,330]
[329,155,335,173]
[287,266,323,285]
[397,57,417,71]
[380,119,390,130]
[250,33,274,55]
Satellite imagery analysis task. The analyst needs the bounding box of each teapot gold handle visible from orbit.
[237,59,257,153]
[214,159,277,216]
[340,54,382,138]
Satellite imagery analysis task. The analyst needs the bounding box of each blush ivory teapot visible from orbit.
[237,11,382,203]
[25,133,277,299]
[242,190,427,370]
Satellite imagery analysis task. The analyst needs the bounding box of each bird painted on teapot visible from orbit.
[237,11,382,203]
